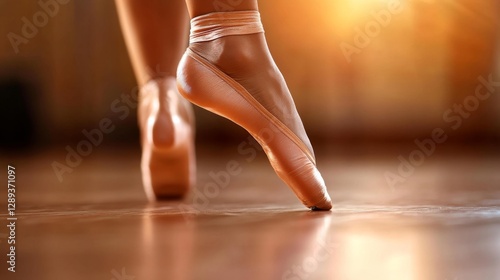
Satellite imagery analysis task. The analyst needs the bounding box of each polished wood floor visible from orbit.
[1,145,500,280]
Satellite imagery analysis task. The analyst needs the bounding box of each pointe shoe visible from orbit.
[177,11,332,210]
[138,77,196,200]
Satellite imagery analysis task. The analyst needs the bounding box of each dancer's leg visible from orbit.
[115,0,189,84]
[178,1,332,209]
[115,0,195,199]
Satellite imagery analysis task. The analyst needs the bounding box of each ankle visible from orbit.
[190,34,273,77]
[187,10,269,73]
[141,76,176,91]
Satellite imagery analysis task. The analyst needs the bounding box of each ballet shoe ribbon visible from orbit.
[190,11,264,43]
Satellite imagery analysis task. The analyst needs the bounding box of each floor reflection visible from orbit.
[137,208,333,280]
[3,148,500,280]
[139,206,195,280]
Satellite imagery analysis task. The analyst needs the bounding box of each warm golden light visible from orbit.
[337,229,418,280]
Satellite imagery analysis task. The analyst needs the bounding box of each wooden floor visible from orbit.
[1,145,500,280]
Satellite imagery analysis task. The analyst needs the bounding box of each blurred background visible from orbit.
[1,0,499,150]
[1,3,500,279]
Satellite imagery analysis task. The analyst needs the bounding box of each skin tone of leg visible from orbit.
[115,0,189,85]
[115,0,196,199]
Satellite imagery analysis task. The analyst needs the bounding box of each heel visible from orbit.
[139,78,196,200]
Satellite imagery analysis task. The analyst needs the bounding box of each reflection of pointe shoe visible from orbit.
[139,77,196,200]
[177,11,332,210]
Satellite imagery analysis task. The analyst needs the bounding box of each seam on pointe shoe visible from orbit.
[186,48,316,165]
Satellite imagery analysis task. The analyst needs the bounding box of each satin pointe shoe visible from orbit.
[139,77,196,200]
[176,11,332,210]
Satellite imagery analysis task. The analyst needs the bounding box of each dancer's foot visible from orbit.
[139,77,196,200]
[177,11,332,210]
